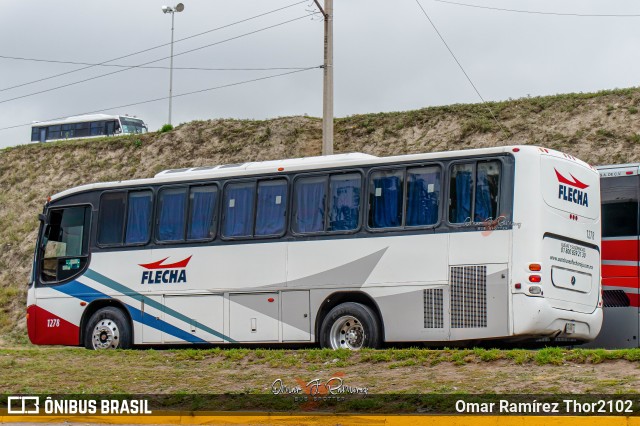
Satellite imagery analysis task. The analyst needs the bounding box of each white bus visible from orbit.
[27,145,602,350]
[31,114,148,143]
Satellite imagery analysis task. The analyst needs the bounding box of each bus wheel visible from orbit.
[320,302,381,350]
[84,307,132,350]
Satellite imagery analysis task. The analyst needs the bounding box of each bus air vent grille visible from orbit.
[602,290,630,308]
[450,265,487,328]
[423,288,444,328]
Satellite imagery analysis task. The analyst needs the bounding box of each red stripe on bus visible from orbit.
[27,305,80,346]
[628,293,640,308]
[602,277,639,289]
[602,240,638,262]
[602,264,638,278]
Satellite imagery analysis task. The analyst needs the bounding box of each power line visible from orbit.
[434,0,640,17]
[0,66,321,132]
[414,0,508,134]
[0,55,314,72]
[0,0,309,93]
[0,13,318,105]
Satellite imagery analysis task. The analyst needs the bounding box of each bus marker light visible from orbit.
[80,302,87,307]
[278,167,284,172]
[529,286,542,295]
[268,297,275,303]
[512,148,520,152]
[529,263,541,272]
[627,171,634,175]
[515,283,521,289]
[529,275,541,283]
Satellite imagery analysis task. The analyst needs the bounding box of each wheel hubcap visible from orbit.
[329,315,365,350]
[92,319,120,349]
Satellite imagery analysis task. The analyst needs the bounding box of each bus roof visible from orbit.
[49,145,594,201]
[32,114,141,127]
[596,163,640,177]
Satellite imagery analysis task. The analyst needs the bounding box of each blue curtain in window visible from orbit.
[294,179,326,233]
[99,194,125,244]
[223,185,254,237]
[474,167,492,222]
[125,193,152,244]
[455,171,472,223]
[330,176,360,231]
[158,191,187,241]
[188,189,217,240]
[407,170,439,226]
[370,176,402,228]
[255,182,287,236]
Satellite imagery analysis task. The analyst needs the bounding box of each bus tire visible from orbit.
[84,307,132,350]
[320,302,381,350]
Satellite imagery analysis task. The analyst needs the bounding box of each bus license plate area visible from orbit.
[551,266,591,293]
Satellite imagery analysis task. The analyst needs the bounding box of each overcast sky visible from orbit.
[1,0,639,149]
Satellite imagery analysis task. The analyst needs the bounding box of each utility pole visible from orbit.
[314,0,333,155]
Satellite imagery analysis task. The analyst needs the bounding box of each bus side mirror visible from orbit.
[38,213,48,224]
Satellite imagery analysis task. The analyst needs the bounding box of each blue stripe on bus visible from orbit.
[83,269,235,343]
[52,280,208,344]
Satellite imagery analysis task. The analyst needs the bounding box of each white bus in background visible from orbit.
[31,114,148,143]
[27,145,602,350]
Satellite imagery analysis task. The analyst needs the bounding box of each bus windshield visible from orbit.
[119,118,147,134]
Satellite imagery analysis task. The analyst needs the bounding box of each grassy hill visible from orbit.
[3,87,640,341]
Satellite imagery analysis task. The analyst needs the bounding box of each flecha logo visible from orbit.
[139,256,191,284]
[8,396,40,414]
[555,169,589,207]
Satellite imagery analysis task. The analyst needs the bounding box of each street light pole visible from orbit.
[162,3,185,127]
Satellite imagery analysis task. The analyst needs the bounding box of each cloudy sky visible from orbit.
[1,0,639,149]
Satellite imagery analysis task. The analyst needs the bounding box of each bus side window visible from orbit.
[40,206,90,283]
[475,161,501,222]
[407,166,440,226]
[187,185,218,240]
[222,182,256,238]
[602,201,639,237]
[369,169,404,229]
[255,180,287,237]
[293,176,327,234]
[449,163,474,223]
[98,190,152,246]
[328,173,361,232]
[98,192,126,245]
[158,188,188,241]
[125,191,153,244]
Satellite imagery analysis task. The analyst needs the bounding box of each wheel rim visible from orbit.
[329,315,365,350]
[92,319,120,349]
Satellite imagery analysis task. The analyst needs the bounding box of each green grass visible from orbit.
[3,347,640,396]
